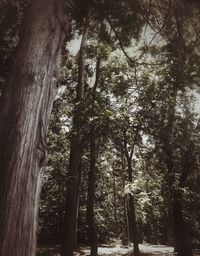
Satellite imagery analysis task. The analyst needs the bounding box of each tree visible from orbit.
[87,124,98,256]
[136,39,198,256]
[86,55,101,256]
[112,112,141,256]
[61,14,90,256]
[0,1,70,255]
[104,58,143,255]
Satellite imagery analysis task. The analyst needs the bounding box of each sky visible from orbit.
[68,37,81,55]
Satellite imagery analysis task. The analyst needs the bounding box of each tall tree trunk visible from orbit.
[61,20,89,256]
[164,151,193,256]
[0,1,69,256]
[113,167,118,235]
[162,88,193,256]
[121,155,129,244]
[127,159,140,256]
[74,162,82,249]
[128,195,140,256]
[86,55,101,256]
[127,198,134,242]
[160,9,193,254]
[87,125,98,256]
[172,190,193,256]
[123,195,129,245]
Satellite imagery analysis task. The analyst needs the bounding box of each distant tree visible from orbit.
[61,14,90,256]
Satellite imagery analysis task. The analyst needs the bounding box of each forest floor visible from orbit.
[37,243,200,256]
[81,243,174,255]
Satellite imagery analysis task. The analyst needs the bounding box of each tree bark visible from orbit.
[127,159,140,256]
[164,137,193,256]
[122,156,129,245]
[86,55,101,256]
[61,20,89,256]
[161,85,193,256]
[0,1,69,256]
[87,125,98,256]
[113,167,118,235]
[127,197,134,242]
[123,195,129,245]
[74,162,82,249]
[172,190,193,256]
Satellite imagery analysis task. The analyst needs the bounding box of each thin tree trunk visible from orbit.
[86,55,101,256]
[113,167,118,235]
[87,125,98,256]
[121,155,129,244]
[74,162,82,249]
[127,159,140,256]
[127,198,134,243]
[61,20,89,256]
[0,1,69,255]
[124,195,129,245]
[129,196,140,256]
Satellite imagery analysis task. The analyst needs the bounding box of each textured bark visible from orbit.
[61,21,89,256]
[0,1,69,256]
[87,125,98,256]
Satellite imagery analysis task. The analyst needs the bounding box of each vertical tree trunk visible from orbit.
[172,190,193,256]
[62,20,89,256]
[87,125,98,256]
[74,162,82,249]
[164,143,193,256]
[0,1,69,256]
[162,87,193,256]
[127,159,140,256]
[113,167,118,235]
[128,195,140,256]
[127,198,134,242]
[123,195,129,245]
[121,155,129,244]
[86,55,101,256]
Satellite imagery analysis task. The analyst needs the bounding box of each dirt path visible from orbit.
[139,244,174,255]
[82,244,175,255]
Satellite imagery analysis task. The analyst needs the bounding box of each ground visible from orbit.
[82,244,175,256]
[37,243,200,256]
